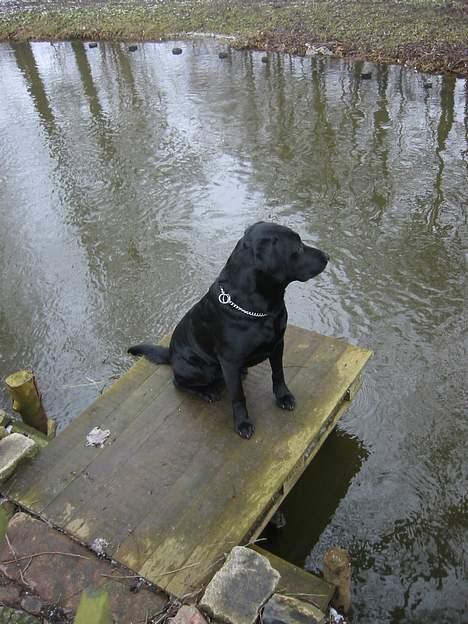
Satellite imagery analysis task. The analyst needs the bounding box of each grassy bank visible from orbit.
[0,0,467,75]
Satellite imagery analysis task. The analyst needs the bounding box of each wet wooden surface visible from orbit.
[4,325,372,598]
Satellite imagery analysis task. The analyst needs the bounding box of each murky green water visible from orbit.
[0,41,466,622]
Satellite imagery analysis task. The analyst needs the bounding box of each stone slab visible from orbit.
[200,546,280,624]
[169,605,208,624]
[0,435,37,482]
[0,513,167,623]
[262,593,326,624]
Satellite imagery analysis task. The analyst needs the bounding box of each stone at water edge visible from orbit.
[0,433,38,482]
[200,546,280,624]
[262,593,326,624]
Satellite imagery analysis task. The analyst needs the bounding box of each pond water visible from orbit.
[0,40,466,622]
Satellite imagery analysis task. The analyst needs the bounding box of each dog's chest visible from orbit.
[240,321,283,366]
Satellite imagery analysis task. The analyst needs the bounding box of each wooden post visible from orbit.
[5,370,51,436]
[322,547,352,614]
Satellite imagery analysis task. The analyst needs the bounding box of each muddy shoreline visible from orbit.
[0,0,467,76]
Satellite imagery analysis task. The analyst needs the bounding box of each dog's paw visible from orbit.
[236,420,255,439]
[201,389,221,402]
[276,392,296,411]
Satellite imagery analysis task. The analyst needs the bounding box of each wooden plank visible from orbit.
[5,326,319,557]
[250,546,334,612]
[164,342,369,595]
[4,326,372,601]
[133,339,366,596]
[6,361,168,511]
[44,376,182,547]
[110,327,327,573]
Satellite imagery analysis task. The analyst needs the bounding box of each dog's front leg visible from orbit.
[270,339,296,410]
[219,358,255,439]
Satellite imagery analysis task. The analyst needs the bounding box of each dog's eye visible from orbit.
[291,246,303,261]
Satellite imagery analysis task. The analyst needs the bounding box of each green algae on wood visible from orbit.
[74,589,112,624]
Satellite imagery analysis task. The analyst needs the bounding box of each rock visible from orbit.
[218,51,229,59]
[169,605,208,624]
[172,47,183,55]
[261,56,269,63]
[20,594,44,616]
[200,546,280,624]
[262,593,326,624]
[88,42,98,49]
[360,72,372,79]
[0,434,38,482]
[128,45,138,52]
[423,82,433,89]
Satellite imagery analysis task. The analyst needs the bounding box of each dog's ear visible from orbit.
[253,235,279,273]
[243,222,270,247]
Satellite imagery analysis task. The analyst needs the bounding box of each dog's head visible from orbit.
[243,221,328,286]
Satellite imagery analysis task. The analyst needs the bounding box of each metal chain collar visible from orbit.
[218,287,268,318]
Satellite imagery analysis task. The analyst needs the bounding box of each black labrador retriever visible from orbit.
[128,221,328,439]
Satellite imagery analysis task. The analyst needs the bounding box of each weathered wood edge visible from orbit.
[250,545,335,612]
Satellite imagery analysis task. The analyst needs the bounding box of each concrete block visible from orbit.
[0,434,37,482]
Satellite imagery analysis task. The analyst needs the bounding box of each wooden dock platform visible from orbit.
[3,325,371,599]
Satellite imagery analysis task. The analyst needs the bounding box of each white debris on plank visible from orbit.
[86,426,110,447]
[329,607,347,624]
[90,537,109,557]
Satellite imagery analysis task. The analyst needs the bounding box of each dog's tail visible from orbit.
[127,343,170,365]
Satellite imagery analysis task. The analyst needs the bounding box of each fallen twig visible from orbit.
[1,550,91,565]
[5,533,30,587]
